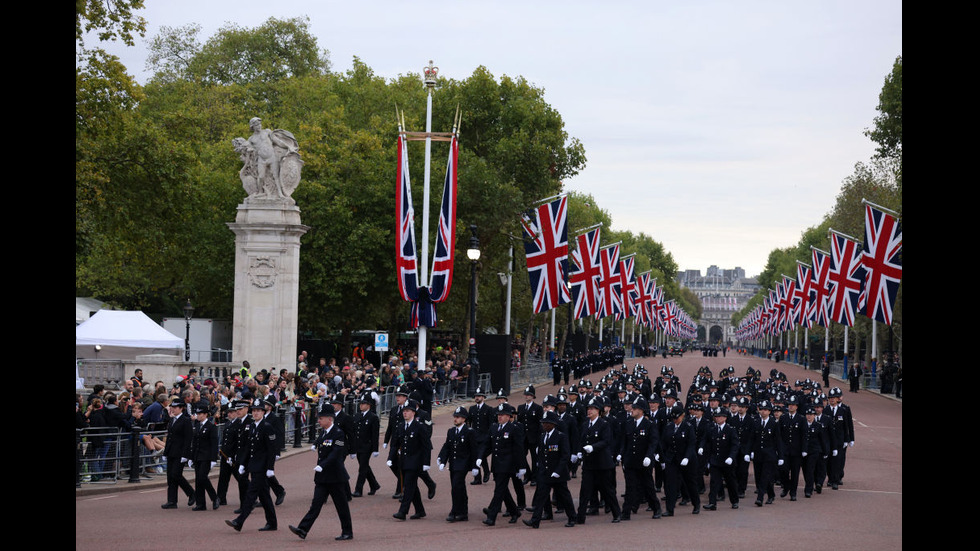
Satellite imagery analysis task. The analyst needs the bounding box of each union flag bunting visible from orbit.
[858,204,902,325]
[827,231,866,327]
[569,228,601,319]
[521,196,571,313]
[596,244,622,318]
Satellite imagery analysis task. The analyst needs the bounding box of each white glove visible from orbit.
[680,458,689,466]
[383,443,388,449]
[226,458,233,466]
[275,455,280,461]
[697,448,704,456]
[583,445,594,454]
[654,454,660,462]
[616,455,622,462]
[517,469,526,478]
[743,455,750,463]
[180,457,188,464]
[210,461,216,469]
[832,449,838,457]
[778,459,784,466]
[311,445,317,451]
[642,457,652,467]
[849,441,854,447]
[438,463,445,471]
[238,465,245,475]
[372,452,379,457]
[350,454,357,460]
[476,459,483,467]
[724,457,733,466]
[314,465,323,472]
[386,460,393,467]
[551,472,560,478]
[750,452,755,460]
[266,470,275,478]
[422,465,430,472]
[802,452,808,457]
[471,469,480,477]
[188,460,194,468]
[570,454,578,464]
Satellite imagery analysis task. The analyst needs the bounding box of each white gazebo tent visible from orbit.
[75,310,185,360]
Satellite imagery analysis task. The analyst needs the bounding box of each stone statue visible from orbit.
[233,117,303,202]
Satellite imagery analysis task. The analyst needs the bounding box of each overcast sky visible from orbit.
[90,0,902,278]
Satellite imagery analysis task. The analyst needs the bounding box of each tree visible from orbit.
[76,0,146,47]
[865,56,902,163]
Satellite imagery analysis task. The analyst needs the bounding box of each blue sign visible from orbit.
[375,333,389,351]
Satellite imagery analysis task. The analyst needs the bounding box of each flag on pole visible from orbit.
[520,196,571,313]
[858,204,903,325]
[428,134,458,304]
[569,228,601,319]
[827,231,866,327]
[395,134,419,304]
[811,247,832,327]
[794,262,815,329]
[615,256,636,321]
[596,244,622,318]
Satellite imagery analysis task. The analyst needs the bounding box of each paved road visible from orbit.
[76,352,901,550]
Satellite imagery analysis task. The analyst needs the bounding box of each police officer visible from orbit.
[226,399,278,532]
[288,404,354,541]
[161,398,194,509]
[660,404,700,516]
[350,395,381,497]
[575,398,621,523]
[480,403,526,526]
[779,395,805,501]
[701,407,740,510]
[388,400,431,520]
[216,400,248,510]
[517,385,543,484]
[619,396,662,519]
[801,406,829,498]
[437,406,479,522]
[189,401,219,510]
[523,411,576,528]
[750,400,783,506]
[383,386,411,498]
[467,387,494,485]
[262,395,287,506]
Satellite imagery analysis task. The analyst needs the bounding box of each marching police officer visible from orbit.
[467,387,494,485]
[288,403,354,541]
[575,397,622,523]
[523,411,576,528]
[189,401,219,510]
[161,398,194,509]
[438,406,479,522]
[661,404,700,516]
[226,398,278,532]
[388,400,432,520]
[702,407,740,510]
[619,396,662,519]
[216,400,247,510]
[480,403,526,526]
[350,395,381,497]
[750,400,783,506]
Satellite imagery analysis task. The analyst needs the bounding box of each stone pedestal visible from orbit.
[227,200,309,372]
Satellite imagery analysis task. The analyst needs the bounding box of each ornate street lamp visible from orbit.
[466,225,481,396]
[183,299,194,362]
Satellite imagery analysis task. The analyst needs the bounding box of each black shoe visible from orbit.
[831,483,839,490]
[804,493,812,498]
[218,498,228,506]
[275,491,286,506]
[652,512,662,519]
[765,497,774,505]
[738,493,745,499]
[483,472,491,483]
[482,518,495,526]
[188,495,196,507]
[508,512,521,524]
[755,499,763,507]
[645,506,653,511]
[541,514,553,521]
[351,491,363,498]
[446,515,457,522]
[392,493,403,500]
[410,512,426,519]
[692,507,700,514]
[620,513,630,521]
[502,511,512,518]
[815,485,822,494]
[455,516,468,522]
[258,524,277,531]
[780,490,789,498]
[522,519,539,528]
[225,519,242,532]
[393,512,407,520]
[790,495,797,501]
[611,516,621,523]
[525,506,536,512]
[565,520,576,527]
[586,508,599,516]
[703,504,717,511]
[662,510,674,517]
[192,505,207,511]
[679,499,689,506]
[732,503,739,509]
[369,485,381,495]
[233,508,243,514]
[529,480,537,486]
[213,499,220,510]
[335,534,353,541]
[428,483,436,500]
[161,503,177,509]
[483,508,491,515]
[289,525,307,540]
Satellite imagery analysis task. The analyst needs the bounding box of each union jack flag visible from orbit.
[794,262,815,329]
[633,271,652,327]
[780,275,797,332]
[395,134,419,304]
[811,247,832,327]
[521,197,571,314]
[828,231,866,327]
[427,134,458,306]
[858,204,902,325]
[595,244,622,319]
[615,256,636,321]
[569,228,601,319]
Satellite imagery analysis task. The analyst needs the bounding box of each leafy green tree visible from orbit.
[865,56,902,163]
[76,0,146,47]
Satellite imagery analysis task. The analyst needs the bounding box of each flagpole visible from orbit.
[550,308,556,351]
[572,223,602,236]
[862,198,900,218]
[533,193,565,206]
[505,245,512,335]
[418,60,438,371]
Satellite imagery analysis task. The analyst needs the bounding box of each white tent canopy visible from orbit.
[76,310,185,350]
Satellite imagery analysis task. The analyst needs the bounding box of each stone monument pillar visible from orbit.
[227,118,309,372]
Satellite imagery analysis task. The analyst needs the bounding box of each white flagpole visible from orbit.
[505,245,513,335]
[550,308,556,350]
[418,61,437,371]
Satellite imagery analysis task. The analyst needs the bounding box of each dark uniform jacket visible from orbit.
[388,419,432,471]
[751,416,784,461]
[314,423,350,484]
[243,418,278,474]
[578,417,616,470]
[484,421,526,474]
[352,410,380,454]
[535,429,571,481]
[438,424,479,471]
[620,416,659,467]
[190,418,219,463]
[704,423,740,467]
[163,413,193,460]
[661,420,697,464]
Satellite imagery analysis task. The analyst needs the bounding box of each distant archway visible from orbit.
[697,326,707,342]
[709,325,724,344]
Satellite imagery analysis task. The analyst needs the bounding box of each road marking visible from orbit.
[858,421,868,427]
[84,495,117,501]
[140,488,166,494]
[840,488,901,495]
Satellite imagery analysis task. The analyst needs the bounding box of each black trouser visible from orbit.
[217,460,246,506]
[486,472,519,519]
[709,463,739,505]
[525,439,539,480]
[473,439,491,482]
[448,469,469,517]
[815,451,828,487]
[753,455,777,500]
[193,461,217,505]
[653,461,665,491]
[736,455,750,495]
[664,460,699,513]
[397,469,425,516]
[355,451,380,493]
[298,481,352,536]
[166,458,194,504]
[577,468,620,522]
[420,470,436,493]
[781,455,802,497]
[529,476,574,523]
[269,474,285,499]
[802,454,819,495]
[623,465,661,515]
[510,474,526,508]
[235,472,277,528]
[389,456,404,494]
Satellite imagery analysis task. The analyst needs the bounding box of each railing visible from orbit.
[511,358,551,387]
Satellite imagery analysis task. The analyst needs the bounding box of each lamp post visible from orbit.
[466,225,481,396]
[183,299,194,362]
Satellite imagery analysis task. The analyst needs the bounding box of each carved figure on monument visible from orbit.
[232,117,303,202]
